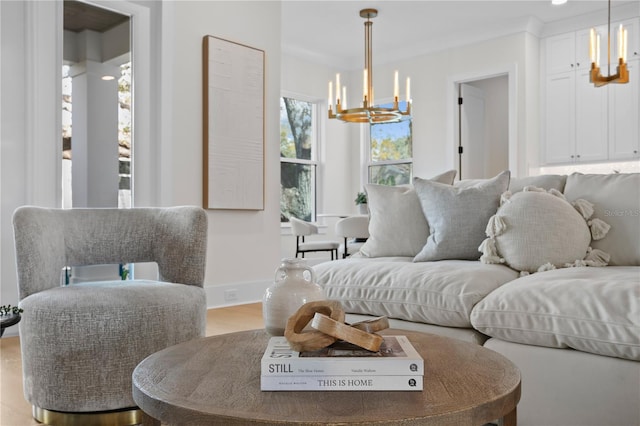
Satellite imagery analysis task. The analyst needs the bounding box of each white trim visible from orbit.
[361,98,414,185]
[26,1,63,207]
[205,279,269,309]
[447,63,519,178]
[81,1,154,207]
[279,93,323,220]
[159,1,175,207]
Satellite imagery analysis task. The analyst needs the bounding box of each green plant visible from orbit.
[355,192,368,205]
[0,305,23,316]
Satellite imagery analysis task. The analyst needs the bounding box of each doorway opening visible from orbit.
[62,1,132,210]
[449,65,517,180]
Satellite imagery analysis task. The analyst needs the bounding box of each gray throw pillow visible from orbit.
[508,174,567,193]
[413,170,510,262]
[359,170,457,258]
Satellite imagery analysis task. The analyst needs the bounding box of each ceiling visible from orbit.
[64,0,128,33]
[62,0,637,68]
[281,1,637,68]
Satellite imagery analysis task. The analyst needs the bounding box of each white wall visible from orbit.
[164,1,283,307]
[0,1,284,315]
[336,32,538,182]
[1,1,62,318]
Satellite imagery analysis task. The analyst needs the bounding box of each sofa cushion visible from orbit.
[470,266,640,361]
[413,170,510,261]
[359,170,456,258]
[313,257,519,328]
[479,188,609,273]
[563,173,640,266]
[508,174,567,193]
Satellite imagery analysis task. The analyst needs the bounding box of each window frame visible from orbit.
[279,93,323,228]
[362,99,414,186]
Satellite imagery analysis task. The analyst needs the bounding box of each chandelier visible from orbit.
[589,0,629,87]
[328,9,411,124]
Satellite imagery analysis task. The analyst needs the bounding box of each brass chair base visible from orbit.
[33,406,141,426]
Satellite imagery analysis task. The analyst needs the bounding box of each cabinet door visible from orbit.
[609,61,640,160]
[575,68,609,162]
[547,32,576,74]
[545,72,575,164]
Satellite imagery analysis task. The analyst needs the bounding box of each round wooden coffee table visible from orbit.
[133,329,520,425]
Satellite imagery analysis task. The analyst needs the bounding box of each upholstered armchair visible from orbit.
[13,206,208,425]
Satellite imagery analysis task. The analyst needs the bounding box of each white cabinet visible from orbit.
[544,73,575,164]
[544,69,608,164]
[543,18,640,165]
[575,67,609,162]
[609,61,640,160]
[546,27,605,75]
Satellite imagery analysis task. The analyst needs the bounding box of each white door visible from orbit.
[459,83,486,180]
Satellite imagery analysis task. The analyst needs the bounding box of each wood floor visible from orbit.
[0,302,264,426]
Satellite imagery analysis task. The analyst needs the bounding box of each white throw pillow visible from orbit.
[359,170,456,258]
[563,173,640,266]
[413,170,510,262]
[479,188,610,274]
[470,266,640,361]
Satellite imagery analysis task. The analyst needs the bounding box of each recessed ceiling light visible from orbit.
[101,75,116,81]
[552,0,568,5]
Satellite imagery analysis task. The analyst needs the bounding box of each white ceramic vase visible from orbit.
[263,258,325,336]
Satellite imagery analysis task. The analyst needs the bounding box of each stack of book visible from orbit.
[260,335,424,391]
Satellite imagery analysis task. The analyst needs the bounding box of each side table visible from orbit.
[0,313,21,337]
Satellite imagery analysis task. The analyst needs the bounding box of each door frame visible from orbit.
[446,64,518,178]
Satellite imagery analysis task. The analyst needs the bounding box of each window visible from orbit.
[280,97,318,222]
[368,101,413,185]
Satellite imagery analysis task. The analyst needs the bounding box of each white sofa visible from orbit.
[313,172,640,426]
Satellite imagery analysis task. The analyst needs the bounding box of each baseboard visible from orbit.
[204,279,269,309]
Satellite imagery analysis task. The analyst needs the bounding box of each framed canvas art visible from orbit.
[203,35,265,210]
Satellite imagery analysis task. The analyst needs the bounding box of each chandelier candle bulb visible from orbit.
[328,81,333,110]
[335,73,341,105]
[342,86,347,109]
[406,77,411,103]
[394,71,399,101]
[623,28,627,62]
[617,25,628,61]
[590,28,596,63]
[596,34,600,67]
[363,69,368,102]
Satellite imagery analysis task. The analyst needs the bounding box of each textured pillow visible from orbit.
[359,170,456,258]
[563,173,640,266]
[413,170,510,262]
[470,266,640,361]
[479,188,611,274]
